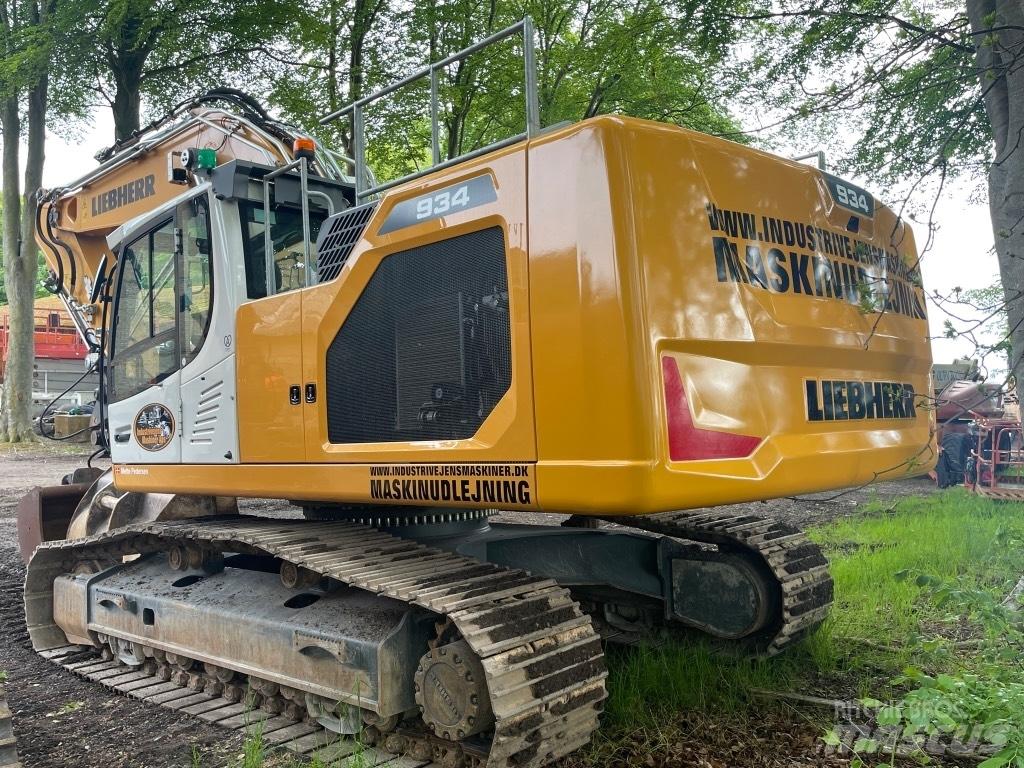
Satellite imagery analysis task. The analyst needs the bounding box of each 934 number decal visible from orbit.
[822,172,875,218]
[378,175,498,235]
[834,184,870,213]
[416,185,471,220]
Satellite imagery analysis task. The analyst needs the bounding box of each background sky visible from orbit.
[23,107,999,368]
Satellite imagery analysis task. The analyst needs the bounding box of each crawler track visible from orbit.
[36,643,425,766]
[606,510,833,653]
[25,518,608,768]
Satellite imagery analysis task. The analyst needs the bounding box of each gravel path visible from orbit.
[0,447,241,768]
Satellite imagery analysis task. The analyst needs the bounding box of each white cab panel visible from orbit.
[180,355,238,462]
[108,376,182,464]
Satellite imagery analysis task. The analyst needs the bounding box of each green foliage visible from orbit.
[0,0,91,128]
[601,491,1024,746]
[602,639,799,729]
[810,491,1023,666]
[584,491,1024,766]
[0,256,56,303]
[239,722,266,768]
[46,699,84,717]
[58,0,291,139]
[743,2,988,194]
[266,0,752,185]
[951,280,1012,378]
[863,558,1024,766]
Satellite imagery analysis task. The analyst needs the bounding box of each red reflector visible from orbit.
[662,357,761,461]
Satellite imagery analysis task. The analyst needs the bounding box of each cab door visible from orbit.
[234,200,310,462]
[107,216,183,463]
[177,193,239,464]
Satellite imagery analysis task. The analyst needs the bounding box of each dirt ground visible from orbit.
[0,445,938,768]
[0,446,241,768]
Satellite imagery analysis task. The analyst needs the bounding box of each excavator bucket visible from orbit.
[18,468,235,564]
[16,483,89,563]
[17,466,106,562]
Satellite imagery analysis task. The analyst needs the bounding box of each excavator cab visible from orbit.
[100,162,350,466]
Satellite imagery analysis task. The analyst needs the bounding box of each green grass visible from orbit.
[238,721,267,768]
[602,640,800,729]
[600,488,1024,738]
[234,719,371,768]
[809,490,1024,675]
[814,490,1023,632]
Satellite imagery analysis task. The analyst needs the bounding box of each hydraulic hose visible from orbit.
[34,194,65,293]
[45,202,77,291]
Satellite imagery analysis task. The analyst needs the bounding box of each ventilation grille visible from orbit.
[325,227,511,444]
[190,379,222,446]
[316,201,379,282]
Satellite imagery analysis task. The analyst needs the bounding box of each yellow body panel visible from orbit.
[236,292,306,461]
[116,116,935,515]
[296,151,536,464]
[527,118,933,512]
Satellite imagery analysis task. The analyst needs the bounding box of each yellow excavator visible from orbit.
[16,21,934,768]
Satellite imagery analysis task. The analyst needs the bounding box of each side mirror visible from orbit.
[90,254,109,304]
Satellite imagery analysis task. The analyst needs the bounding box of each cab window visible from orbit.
[110,219,177,401]
[239,202,325,299]
[179,197,213,366]
[109,196,214,402]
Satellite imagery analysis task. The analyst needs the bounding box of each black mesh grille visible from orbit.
[325,227,511,444]
[316,201,379,282]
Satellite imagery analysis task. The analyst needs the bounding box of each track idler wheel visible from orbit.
[280,561,319,589]
[167,544,223,573]
[414,640,494,741]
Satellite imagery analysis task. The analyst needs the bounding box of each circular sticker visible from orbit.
[134,404,175,452]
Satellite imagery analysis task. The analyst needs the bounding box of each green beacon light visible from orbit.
[196,148,218,171]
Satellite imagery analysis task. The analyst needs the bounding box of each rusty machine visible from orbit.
[932,362,1007,488]
[16,21,935,768]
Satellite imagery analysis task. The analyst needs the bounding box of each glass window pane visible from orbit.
[110,218,178,402]
[151,221,177,337]
[112,341,176,399]
[117,238,151,353]
[180,198,213,365]
[240,202,325,299]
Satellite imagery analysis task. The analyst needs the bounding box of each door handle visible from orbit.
[305,383,317,403]
[114,433,130,443]
[289,385,301,405]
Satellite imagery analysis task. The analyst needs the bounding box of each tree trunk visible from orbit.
[4,73,49,442]
[0,94,26,441]
[968,0,1024,395]
[110,48,146,141]
[112,76,142,141]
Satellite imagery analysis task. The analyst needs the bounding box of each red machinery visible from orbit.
[933,378,1006,488]
[0,302,89,373]
[0,299,95,419]
[964,418,1024,500]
